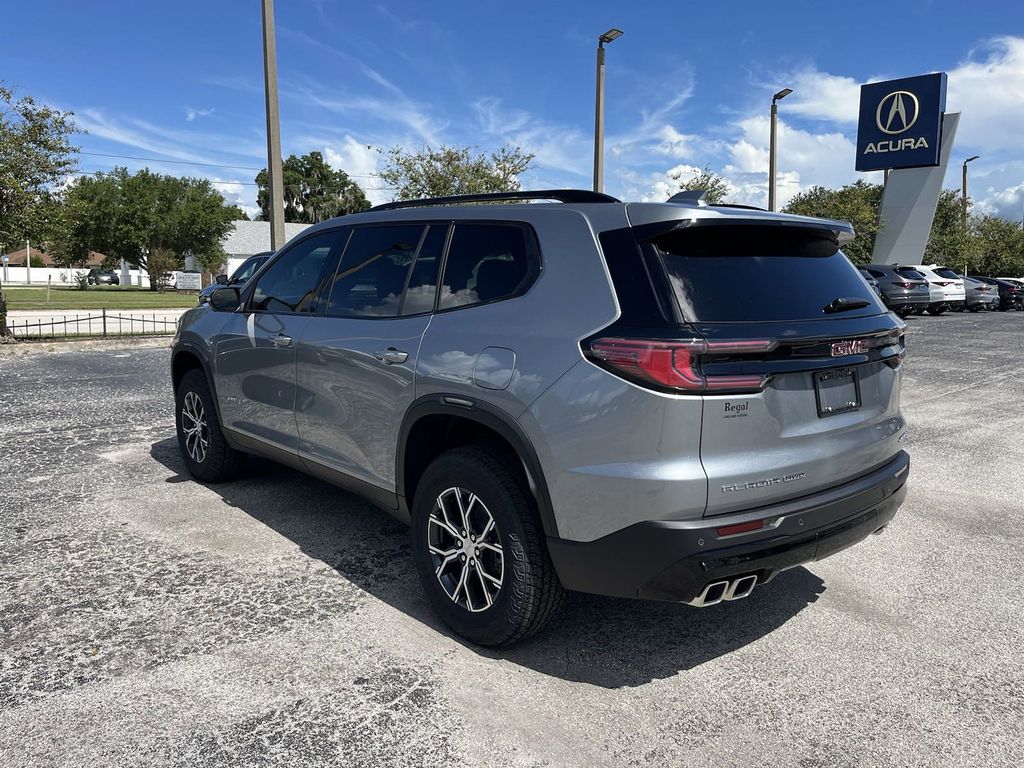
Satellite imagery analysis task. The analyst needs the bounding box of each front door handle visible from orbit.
[374,347,409,364]
[271,334,292,347]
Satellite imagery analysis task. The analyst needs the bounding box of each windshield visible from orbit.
[652,225,882,322]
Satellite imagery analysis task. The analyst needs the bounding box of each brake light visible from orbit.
[585,337,773,394]
[893,281,915,288]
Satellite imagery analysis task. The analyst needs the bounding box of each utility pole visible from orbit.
[961,155,979,274]
[261,0,286,251]
[768,88,792,212]
[593,29,622,193]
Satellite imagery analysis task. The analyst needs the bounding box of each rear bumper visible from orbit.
[547,451,909,602]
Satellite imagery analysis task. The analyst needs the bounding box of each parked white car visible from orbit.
[907,265,965,314]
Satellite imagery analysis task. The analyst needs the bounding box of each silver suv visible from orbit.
[171,189,910,646]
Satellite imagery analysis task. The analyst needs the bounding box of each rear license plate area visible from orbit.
[815,368,860,417]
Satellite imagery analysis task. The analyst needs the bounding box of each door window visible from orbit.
[401,224,447,315]
[323,225,425,318]
[250,232,341,313]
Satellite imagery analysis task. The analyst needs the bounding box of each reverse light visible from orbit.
[585,337,773,394]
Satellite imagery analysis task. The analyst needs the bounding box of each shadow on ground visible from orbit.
[151,438,825,688]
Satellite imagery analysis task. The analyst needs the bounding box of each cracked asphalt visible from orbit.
[1,312,1022,767]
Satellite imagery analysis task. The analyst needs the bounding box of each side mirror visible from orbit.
[209,286,242,312]
[215,274,229,285]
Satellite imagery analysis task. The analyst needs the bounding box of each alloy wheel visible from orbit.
[428,487,504,612]
[181,390,209,464]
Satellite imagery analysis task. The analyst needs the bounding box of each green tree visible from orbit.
[257,151,370,223]
[0,84,79,253]
[58,168,237,289]
[971,214,1024,277]
[0,84,79,337]
[783,181,883,264]
[379,144,533,201]
[669,165,731,204]
[923,189,970,269]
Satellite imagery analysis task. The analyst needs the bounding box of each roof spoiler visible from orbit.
[632,216,856,246]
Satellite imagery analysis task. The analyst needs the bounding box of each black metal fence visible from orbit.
[8,309,179,339]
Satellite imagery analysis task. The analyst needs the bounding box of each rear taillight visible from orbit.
[584,337,773,394]
[893,281,914,288]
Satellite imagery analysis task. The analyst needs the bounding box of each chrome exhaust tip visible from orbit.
[688,580,730,607]
[724,574,758,600]
[688,575,759,607]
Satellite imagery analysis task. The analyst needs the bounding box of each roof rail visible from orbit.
[369,189,620,211]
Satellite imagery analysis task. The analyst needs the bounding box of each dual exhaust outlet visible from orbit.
[687,574,758,607]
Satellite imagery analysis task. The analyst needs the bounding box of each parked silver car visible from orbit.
[171,189,909,646]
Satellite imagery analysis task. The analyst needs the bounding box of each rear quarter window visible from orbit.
[651,225,882,322]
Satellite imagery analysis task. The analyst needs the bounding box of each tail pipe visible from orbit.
[687,574,759,607]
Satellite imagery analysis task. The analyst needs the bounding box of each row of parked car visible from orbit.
[858,264,1024,316]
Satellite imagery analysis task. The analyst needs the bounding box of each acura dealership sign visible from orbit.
[856,73,947,172]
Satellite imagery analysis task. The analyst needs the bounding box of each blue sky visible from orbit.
[6,1,1024,218]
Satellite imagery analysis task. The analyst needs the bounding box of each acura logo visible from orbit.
[876,91,920,135]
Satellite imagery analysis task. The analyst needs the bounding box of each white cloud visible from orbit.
[977,181,1024,221]
[322,137,389,205]
[185,107,214,122]
[947,36,1024,151]
[775,70,863,125]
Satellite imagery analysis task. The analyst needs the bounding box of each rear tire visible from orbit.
[411,446,564,647]
[175,369,246,482]
[927,305,946,316]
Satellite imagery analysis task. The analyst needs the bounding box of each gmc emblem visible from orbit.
[831,339,869,357]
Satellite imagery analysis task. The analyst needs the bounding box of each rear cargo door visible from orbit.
[649,223,907,516]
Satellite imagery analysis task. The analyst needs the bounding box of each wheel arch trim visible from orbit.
[397,394,559,538]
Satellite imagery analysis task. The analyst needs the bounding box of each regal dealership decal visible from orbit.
[855,73,946,172]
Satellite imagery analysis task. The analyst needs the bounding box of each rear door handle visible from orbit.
[374,347,409,364]
[271,334,292,347]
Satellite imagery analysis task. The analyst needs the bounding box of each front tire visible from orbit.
[411,447,563,647]
[175,369,246,482]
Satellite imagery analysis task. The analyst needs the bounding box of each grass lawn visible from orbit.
[3,286,198,311]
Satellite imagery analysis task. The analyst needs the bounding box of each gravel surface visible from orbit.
[1,313,1022,767]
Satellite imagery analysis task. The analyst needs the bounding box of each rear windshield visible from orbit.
[652,225,881,322]
[933,267,960,279]
[896,268,925,280]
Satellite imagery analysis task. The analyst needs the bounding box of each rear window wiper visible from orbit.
[823,297,872,314]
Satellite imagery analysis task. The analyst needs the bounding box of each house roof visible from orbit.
[221,220,311,257]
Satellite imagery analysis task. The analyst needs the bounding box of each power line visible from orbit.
[67,169,397,192]
[76,150,383,178]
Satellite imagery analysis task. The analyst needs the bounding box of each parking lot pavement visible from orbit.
[1,313,1022,767]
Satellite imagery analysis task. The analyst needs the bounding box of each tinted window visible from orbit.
[933,267,960,279]
[896,268,926,280]
[401,224,447,315]
[324,225,423,317]
[439,224,536,310]
[867,269,886,278]
[250,232,340,313]
[654,225,881,322]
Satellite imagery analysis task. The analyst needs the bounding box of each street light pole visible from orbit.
[768,88,793,212]
[961,155,979,274]
[261,0,286,251]
[593,28,622,193]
